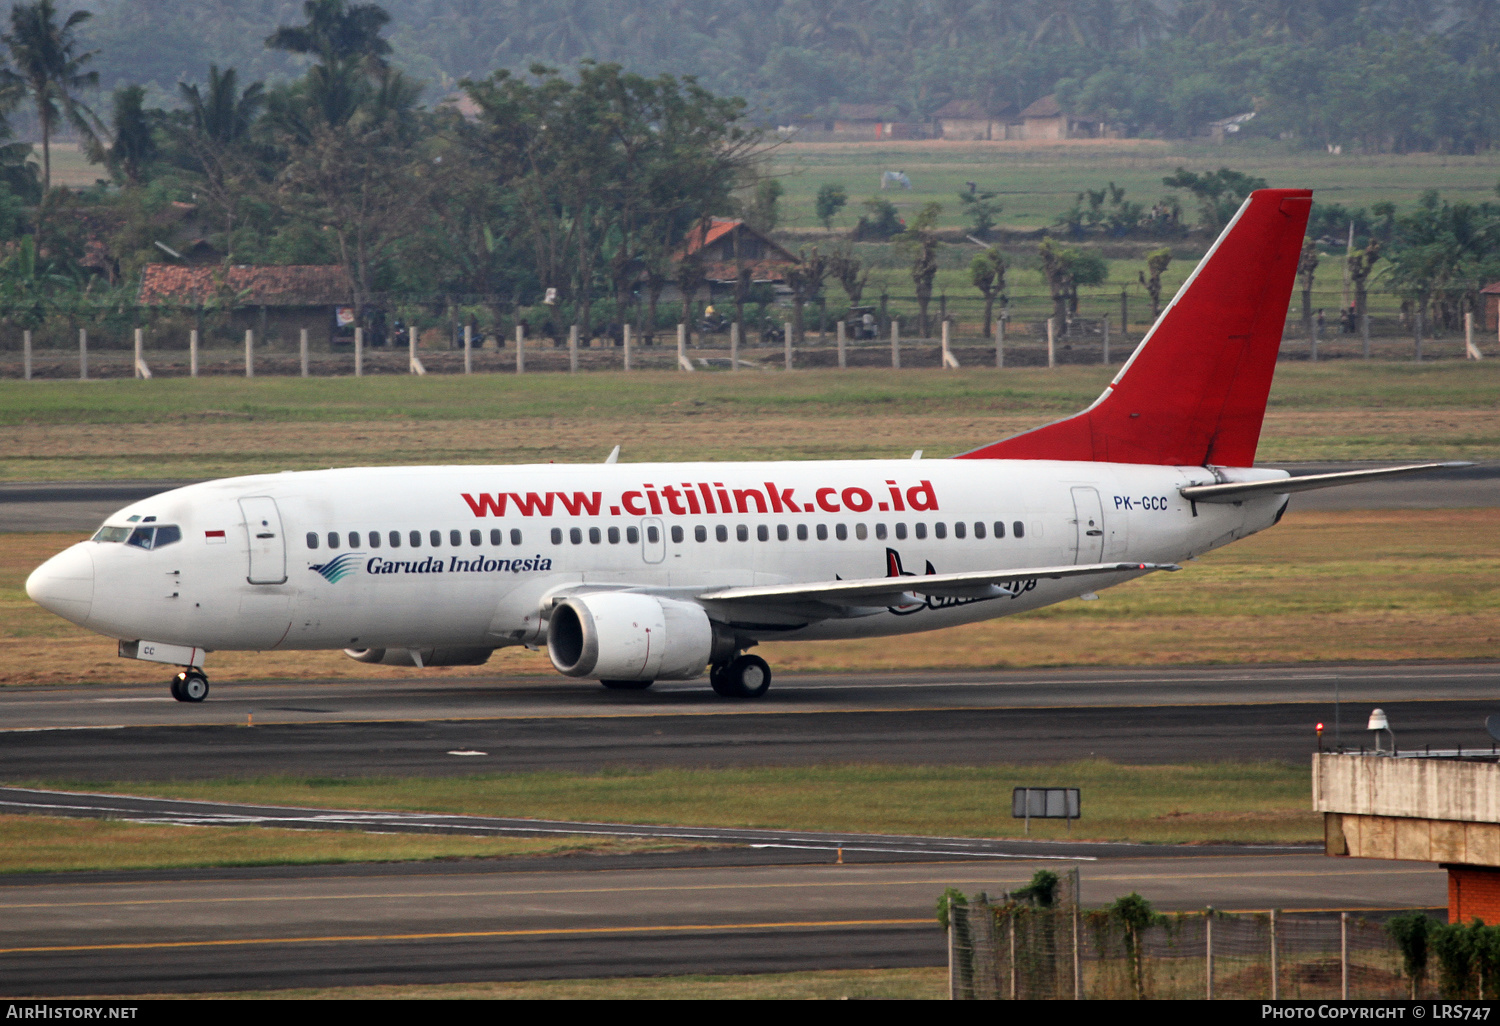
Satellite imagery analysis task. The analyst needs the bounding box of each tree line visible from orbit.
[70,0,1500,154]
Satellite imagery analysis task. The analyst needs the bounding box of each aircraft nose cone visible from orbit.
[26,544,94,625]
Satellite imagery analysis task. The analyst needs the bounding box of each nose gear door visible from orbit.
[239,496,287,584]
[1070,486,1105,564]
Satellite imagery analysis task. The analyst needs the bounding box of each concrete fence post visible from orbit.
[996,315,1004,369]
[1466,311,1483,360]
[1205,908,1214,1000]
[891,320,900,369]
[354,327,363,377]
[134,328,148,379]
[1415,308,1424,362]
[836,319,846,369]
[300,328,310,378]
[623,323,632,371]
[1361,310,1371,359]
[1102,314,1110,364]
[515,324,525,374]
[567,324,577,374]
[1269,908,1279,1000]
[1340,912,1348,1000]
[677,322,687,371]
[464,323,473,375]
[22,329,31,381]
[1047,317,1056,369]
[244,329,254,378]
[79,328,87,381]
[729,321,739,371]
[783,321,792,371]
[190,329,199,378]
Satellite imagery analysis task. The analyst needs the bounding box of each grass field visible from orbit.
[0,814,695,874]
[1,363,1496,480]
[6,507,1496,686]
[129,968,948,1000]
[769,138,1500,232]
[21,760,1320,845]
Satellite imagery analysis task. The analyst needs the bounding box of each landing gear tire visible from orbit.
[600,679,653,690]
[173,669,209,703]
[710,654,771,699]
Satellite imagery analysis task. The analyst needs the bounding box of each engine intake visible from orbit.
[547,593,732,681]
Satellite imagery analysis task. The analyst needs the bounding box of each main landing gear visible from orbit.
[170,668,209,703]
[710,654,771,699]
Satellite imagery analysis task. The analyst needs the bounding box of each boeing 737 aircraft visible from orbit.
[26,189,1460,702]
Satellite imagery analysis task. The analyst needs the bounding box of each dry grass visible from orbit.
[4,509,1495,686]
[0,813,693,874]
[34,761,1319,844]
[123,967,949,1000]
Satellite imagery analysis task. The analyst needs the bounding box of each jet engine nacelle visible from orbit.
[343,647,494,667]
[546,593,733,682]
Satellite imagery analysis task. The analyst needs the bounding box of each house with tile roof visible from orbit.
[137,264,356,347]
[1018,95,1117,140]
[933,99,1018,141]
[676,218,799,287]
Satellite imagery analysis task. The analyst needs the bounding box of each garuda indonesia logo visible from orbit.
[309,552,363,583]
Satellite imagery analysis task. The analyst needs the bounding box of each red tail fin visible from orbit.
[957,188,1312,467]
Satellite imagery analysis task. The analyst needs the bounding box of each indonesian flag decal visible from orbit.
[204,530,227,544]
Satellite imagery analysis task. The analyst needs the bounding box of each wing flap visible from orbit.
[1180,462,1472,504]
[697,561,1178,611]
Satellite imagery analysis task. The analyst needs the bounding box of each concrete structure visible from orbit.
[1315,753,1500,923]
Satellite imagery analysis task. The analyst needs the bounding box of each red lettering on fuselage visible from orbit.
[461,493,509,517]
[459,480,930,518]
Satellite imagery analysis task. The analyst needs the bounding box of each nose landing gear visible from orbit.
[170,669,209,702]
[709,654,771,698]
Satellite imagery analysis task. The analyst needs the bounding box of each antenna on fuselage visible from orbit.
[604,445,620,464]
[911,450,923,460]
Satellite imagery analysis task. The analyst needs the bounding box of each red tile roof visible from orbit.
[138,265,353,306]
[1482,282,1500,295]
[934,99,1013,119]
[1020,94,1063,119]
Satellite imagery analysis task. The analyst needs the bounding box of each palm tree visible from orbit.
[265,0,393,70]
[0,0,103,196]
[178,66,265,148]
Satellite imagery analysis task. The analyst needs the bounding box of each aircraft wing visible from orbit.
[695,561,1178,615]
[1180,462,1472,504]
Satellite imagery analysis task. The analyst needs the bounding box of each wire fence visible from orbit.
[0,286,1492,379]
[948,892,1430,1001]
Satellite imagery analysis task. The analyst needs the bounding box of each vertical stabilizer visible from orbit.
[957,188,1312,467]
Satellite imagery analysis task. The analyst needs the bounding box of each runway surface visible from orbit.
[2,461,1496,532]
[2,663,1496,779]
[0,850,1444,995]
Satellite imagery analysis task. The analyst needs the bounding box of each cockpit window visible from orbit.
[123,525,181,550]
[92,526,130,543]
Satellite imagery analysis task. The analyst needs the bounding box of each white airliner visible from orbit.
[26,189,1460,702]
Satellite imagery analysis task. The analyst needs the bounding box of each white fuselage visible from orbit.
[31,459,1287,656]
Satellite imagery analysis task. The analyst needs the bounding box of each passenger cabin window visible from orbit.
[695,525,707,543]
[409,531,422,548]
[671,526,684,543]
[489,529,501,545]
[737,525,749,542]
[608,527,620,544]
[875,524,887,540]
[510,529,522,546]
[915,523,927,540]
[646,525,660,543]
[429,531,440,547]
[993,521,1005,539]
[92,526,131,543]
[895,523,907,540]
[757,525,769,542]
[306,532,318,549]
[550,528,562,545]
[816,524,828,541]
[835,524,847,541]
[954,522,966,539]
[1014,521,1025,539]
[589,527,601,544]
[472,529,482,546]
[626,527,640,544]
[797,524,808,541]
[974,522,986,539]
[716,525,728,542]
[777,524,789,541]
[349,532,360,547]
[450,530,462,547]
[369,532,381,549]
[934,522,946,539]
[855,524,868,540]
[328,532,340,549]
[570,528,582,545]
[389,531,401,548]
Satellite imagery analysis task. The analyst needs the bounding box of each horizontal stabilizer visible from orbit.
[1180,462,1473,504]
[698,561,1178,612]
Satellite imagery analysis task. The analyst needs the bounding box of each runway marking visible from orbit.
[7,688,1500,733]
[0,867,1438,911]
[0,917,933,956]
